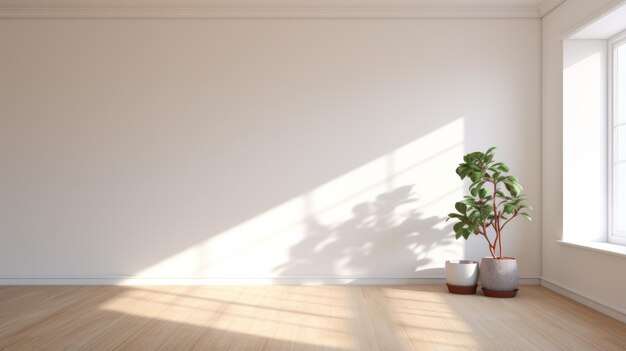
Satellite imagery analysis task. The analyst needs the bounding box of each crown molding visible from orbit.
[561,0,626,39]
[0,4,543,19]
[537,0,566,17]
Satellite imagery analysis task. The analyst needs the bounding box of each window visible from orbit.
[609,30,626,245]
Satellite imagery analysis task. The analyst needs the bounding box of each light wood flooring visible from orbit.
[0,285,624,350]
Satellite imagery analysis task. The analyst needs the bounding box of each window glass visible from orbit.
[614,43,626,123]
[613,40,626,243]
[616,164,626,232]
[618,125,626,161]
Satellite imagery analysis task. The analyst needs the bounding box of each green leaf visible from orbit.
[456,165,471,179]
[470,181,485,191]
[521,213,532,221]
[462,230,471,240]
[504,182,521,197]
[479,188,488,198]
[455,165,465,175]
[470,187,479,197]
[453,222,464,232]
[486,146,496,155]
[497,164,510,172]
[455,202,467,213]
[469,172,482,182]
[456,163,471,179]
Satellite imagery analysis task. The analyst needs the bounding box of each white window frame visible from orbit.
[608,30,626,246]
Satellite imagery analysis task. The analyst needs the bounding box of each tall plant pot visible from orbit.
[445,260,479,294]
[479,257,518,297]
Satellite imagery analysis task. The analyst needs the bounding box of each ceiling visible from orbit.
[0,0,566,18]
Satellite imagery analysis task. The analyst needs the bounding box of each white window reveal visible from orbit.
[609,31,626,245]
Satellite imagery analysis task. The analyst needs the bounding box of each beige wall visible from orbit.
[0,18,541,283]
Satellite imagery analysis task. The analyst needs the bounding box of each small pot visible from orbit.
[445,260,479,294]
[479,257,518,294]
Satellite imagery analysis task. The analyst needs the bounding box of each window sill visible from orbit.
[558,240,626,259]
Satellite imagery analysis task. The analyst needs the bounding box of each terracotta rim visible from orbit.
[482,287,519,298]
[446,283,478,295]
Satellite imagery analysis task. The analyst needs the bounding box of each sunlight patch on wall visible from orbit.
[128,118,465,280]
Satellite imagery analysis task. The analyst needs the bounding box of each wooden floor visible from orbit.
[0,285,623,350]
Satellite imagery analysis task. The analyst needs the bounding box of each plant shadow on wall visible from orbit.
[274,185,455,279]
[106,118,466,280]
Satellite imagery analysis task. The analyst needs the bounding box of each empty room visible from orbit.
[1,0,625,350]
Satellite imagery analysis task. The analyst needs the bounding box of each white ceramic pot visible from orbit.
[445,260,479,286]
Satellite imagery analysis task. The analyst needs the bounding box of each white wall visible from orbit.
[0,18,541,283]
[542,0,626,316]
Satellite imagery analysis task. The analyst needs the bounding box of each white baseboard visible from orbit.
[0,276,540,286]
[518,277,542,285]
[540,277,626,323]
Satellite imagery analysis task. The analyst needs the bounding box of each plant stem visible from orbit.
[481,224,496,259]
[499,225,503,259]
[492,181,501,258]
[500,211,518,231]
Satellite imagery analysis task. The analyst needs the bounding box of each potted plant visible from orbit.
[447,147,531,297]
[444,259,479,294]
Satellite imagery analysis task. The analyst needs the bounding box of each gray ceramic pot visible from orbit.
[479,257,518,291]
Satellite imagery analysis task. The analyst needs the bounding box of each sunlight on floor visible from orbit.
[4,285,625,350]
[98,286,486,350]
[383,287,480,350]
[100,286,358,349]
